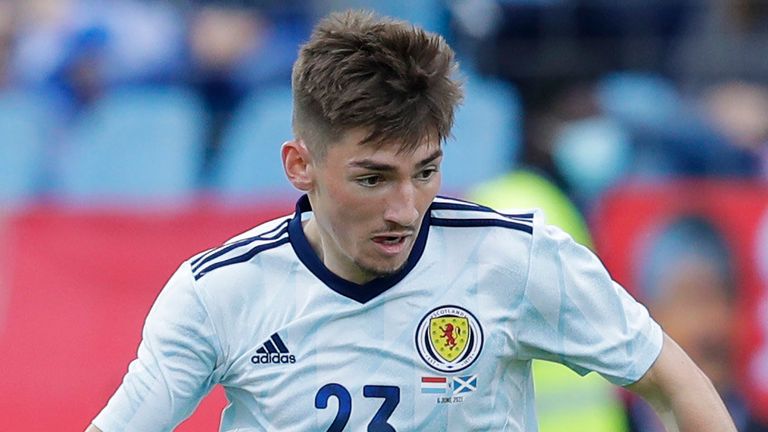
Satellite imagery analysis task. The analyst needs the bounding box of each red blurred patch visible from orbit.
[593,180,768,422]
[0,200,291,431]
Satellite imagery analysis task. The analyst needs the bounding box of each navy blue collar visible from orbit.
[288,195,430,303]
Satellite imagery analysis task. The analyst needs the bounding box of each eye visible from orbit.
[416,167,437,181]
[356,175,382,187]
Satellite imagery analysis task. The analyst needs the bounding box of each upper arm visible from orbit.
[625,332,715,405]
[626,332,737,431]
[626,333,692,409]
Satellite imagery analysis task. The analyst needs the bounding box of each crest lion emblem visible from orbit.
[416,305,483,373]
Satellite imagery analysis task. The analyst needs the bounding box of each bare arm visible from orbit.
[626,332,736,432]
[85,425,102,432]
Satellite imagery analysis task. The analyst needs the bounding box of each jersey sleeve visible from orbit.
[512,215,663,386]
[92,262,224,431]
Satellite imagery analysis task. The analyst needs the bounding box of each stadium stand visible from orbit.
[0,91,55,207]
[440,75,521,195]
[53,86,207,207]
[208,83,299,202]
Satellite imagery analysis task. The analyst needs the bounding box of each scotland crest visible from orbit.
[415,305,483,373]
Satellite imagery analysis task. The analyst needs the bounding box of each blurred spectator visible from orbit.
[511,82,626,213]
[186,5,263,180]
[666,0,768,179]
[700,81,768,178]
[469,168,592,248]
[551,115,632,210]
[703,82,768,153]
[451,1,768,210]
[671,0,768,92]
[12,0,184,113]
[595,72,762,181]
[184,2,310,181]
[449,0,694,113]
[629,215,768,432]
[52,25,109,109]
[10,0,76,89]
[0,1,16,89]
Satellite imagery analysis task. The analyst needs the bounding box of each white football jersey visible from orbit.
[93,195,662,432]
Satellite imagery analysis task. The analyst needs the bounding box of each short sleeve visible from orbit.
[513,217,663,386]
[92,262,223,431]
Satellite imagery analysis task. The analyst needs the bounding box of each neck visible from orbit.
[302,218,375,285]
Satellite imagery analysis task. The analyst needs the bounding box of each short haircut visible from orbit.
[291,10,463,158]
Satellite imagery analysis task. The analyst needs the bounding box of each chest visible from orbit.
[215,276,530,431]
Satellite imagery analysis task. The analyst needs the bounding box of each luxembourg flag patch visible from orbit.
[420,376,448,394]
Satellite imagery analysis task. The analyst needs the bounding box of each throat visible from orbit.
[302,218,376,285]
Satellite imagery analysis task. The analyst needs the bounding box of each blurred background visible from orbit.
[0,0,767,430]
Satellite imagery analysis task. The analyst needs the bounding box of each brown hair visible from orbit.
[291,10,463,158]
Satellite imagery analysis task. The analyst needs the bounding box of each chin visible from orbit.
[357,259,407,279]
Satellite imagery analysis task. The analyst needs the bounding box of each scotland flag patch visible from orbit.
[452,375,477,394]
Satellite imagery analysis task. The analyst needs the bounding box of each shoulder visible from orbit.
[189,214,294,281]
[426,197,593,267]
[429,195,537,236]
[427,196,540,275]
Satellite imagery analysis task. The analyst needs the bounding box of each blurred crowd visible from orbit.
[0,0,766,210]
[454,0,768,213]
[0,0,313,189]
[1,0,768,430]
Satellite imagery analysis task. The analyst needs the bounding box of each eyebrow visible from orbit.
[348,149,444,172]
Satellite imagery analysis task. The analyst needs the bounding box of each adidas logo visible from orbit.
[251,333,296,364]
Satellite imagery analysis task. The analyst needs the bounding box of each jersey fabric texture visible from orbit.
[93,195,663,432]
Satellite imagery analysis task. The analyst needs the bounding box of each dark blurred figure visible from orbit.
[186,4,262,181]
[594,72,763,182]
[700,81,768,179]
[450,0,694,117]
[671,0,768,92]
[474,77,633,215]
[451,0,766,212]
[667,0,768,179]
[12,0,185,115]
[520,82,635,213]
[52,26,109,109]
[448,0,701,215]
[0,1,16,89]
[629,215,768,432]
[182,1,310,182]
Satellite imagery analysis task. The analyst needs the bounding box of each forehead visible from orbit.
[325,128,442,167]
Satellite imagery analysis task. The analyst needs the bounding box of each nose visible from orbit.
[384,182,420,227]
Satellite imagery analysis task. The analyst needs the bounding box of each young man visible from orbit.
[88,10,735,432]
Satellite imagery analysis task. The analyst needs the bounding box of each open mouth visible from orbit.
[371,234,411,255]
[374,236,407,245]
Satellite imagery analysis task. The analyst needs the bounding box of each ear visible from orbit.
[282,139,314,191]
